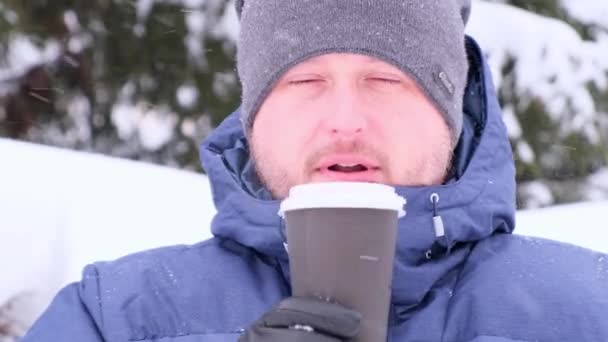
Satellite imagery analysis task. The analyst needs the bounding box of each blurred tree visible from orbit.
[484,0,608,207]
[0,0,240,171]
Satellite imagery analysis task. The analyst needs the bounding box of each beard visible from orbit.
[250,125,454,199]
[251,137,453,200]
[251,138,392,200]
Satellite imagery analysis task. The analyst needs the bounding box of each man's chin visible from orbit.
[270,172,388,199]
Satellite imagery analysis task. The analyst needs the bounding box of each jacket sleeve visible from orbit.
[20,266,105,342]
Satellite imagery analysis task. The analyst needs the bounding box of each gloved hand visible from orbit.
[238,297,361,341]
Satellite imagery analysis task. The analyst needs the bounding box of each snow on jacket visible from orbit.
[22,37,608,342]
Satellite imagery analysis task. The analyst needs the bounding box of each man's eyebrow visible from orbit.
[363,59,402,72]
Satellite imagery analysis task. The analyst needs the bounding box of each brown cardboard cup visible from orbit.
[279,182,406,342]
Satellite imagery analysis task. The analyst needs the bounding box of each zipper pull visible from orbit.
[426,193,450,260]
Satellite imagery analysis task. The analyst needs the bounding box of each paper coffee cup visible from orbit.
[279,182,406,342]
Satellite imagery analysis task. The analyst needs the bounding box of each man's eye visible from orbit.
[369,77,401,84]
[288,79,322,85]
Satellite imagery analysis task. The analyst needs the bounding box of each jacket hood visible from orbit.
[199,37,516,313]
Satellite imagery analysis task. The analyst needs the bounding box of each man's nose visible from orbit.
[322,84,368,136]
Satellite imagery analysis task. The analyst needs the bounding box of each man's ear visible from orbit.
[235,0,245,19]
[458,0,472,25]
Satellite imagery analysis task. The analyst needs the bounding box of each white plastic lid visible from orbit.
[278,182,406,218]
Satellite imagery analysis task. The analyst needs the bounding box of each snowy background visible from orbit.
[1,0,608,340]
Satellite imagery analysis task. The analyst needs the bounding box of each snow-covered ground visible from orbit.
[516,201,608,252]
[0,138,214,336]
[1,138,607,336]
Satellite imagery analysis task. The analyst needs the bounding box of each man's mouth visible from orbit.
[313,156,382,182]
[327,163,369,173]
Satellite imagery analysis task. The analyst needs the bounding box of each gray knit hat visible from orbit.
[236,0,471,143]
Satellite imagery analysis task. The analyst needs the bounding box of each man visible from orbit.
[23,1,608,341]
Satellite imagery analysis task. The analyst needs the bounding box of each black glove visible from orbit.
[239,297,361,341]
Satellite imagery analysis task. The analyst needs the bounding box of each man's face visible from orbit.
[250,53,453,199]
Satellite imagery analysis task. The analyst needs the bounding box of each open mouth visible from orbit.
[327,164,369,173]
[314,156,381,182]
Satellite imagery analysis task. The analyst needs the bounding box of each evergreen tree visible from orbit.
[490,0,608,206]
[0,0,240,171]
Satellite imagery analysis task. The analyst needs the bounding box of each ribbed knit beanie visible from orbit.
[236,0,471,144]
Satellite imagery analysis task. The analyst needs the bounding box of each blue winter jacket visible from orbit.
[22,37,608,342]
